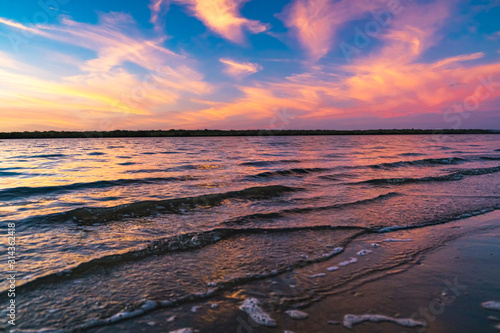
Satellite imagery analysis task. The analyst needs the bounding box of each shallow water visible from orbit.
[1,134,500,331]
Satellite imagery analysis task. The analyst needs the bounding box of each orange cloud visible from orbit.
[219,58,262,78]
[0,13,213,131]
[171,0,269,43]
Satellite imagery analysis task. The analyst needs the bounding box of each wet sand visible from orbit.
[89,210,500,333]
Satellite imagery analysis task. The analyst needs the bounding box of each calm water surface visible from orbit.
[1,135,500,331]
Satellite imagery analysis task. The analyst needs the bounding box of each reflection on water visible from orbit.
[0,134,500,331]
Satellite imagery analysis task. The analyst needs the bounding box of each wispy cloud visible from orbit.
[220,58,262,78]
[280,0,386,61]
[0,17,49,36]
[0,13,212,130]
[170,0,269,43]
[149,0,169,31]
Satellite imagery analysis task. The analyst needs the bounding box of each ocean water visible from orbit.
[1,134,500,331]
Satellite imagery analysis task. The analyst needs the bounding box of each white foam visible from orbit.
[382,238,413,242]
[343,314,426,329]
[357,249,372,256]
[285,310,308,319]
[322,247,344,258]
[169,328,193,333]
[191,305,201,313]
[308,273,326,278]
[327,266,339,272]
[75,300,158,330]
[239,298,277,327]
[488,316,500,321]
[338,257,357,267]
[495,323,500,330]
[371,243,380,247]
[482,301,500,311]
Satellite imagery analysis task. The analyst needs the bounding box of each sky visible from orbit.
[0,0,499,131]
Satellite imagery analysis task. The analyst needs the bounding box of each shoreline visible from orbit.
[88,210,500,333]
[1,129,499,139]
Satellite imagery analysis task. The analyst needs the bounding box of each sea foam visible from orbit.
[357,249,372,256]
[343,314,426,329]
[169,329,193,333]
[482,301,500,311]
[285,309,308,319]
[239,298,276,327]
[338,257,357,267]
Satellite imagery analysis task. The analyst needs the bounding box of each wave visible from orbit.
[0,171,22,177]
[318,173,357,181]
[239,159,301,167]
[368,157,466,169]
[248,167,328,178]
[480,156,500,160]
[126,164,199,173]
[15,185,299,224]
[72,242,342,331]
[10,153,66,159]
[0,176,200,201]
[398,152,425,157]
[4,224,359,297]
[223,192,401,226]
[360,165,500,185]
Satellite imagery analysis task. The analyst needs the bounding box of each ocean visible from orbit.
[1,134,500,331]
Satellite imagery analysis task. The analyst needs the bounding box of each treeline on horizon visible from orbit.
[0,129,497,139]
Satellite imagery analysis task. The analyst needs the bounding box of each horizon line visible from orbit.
[1,128,499,139]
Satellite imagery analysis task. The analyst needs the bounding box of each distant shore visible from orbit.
[1,129,499,139]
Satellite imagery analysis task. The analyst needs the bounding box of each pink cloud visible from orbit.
[219,58,262,78]
[177,1,499,128]
[280,0,387,61]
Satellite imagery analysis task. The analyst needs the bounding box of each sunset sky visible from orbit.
[1,0,499,131]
